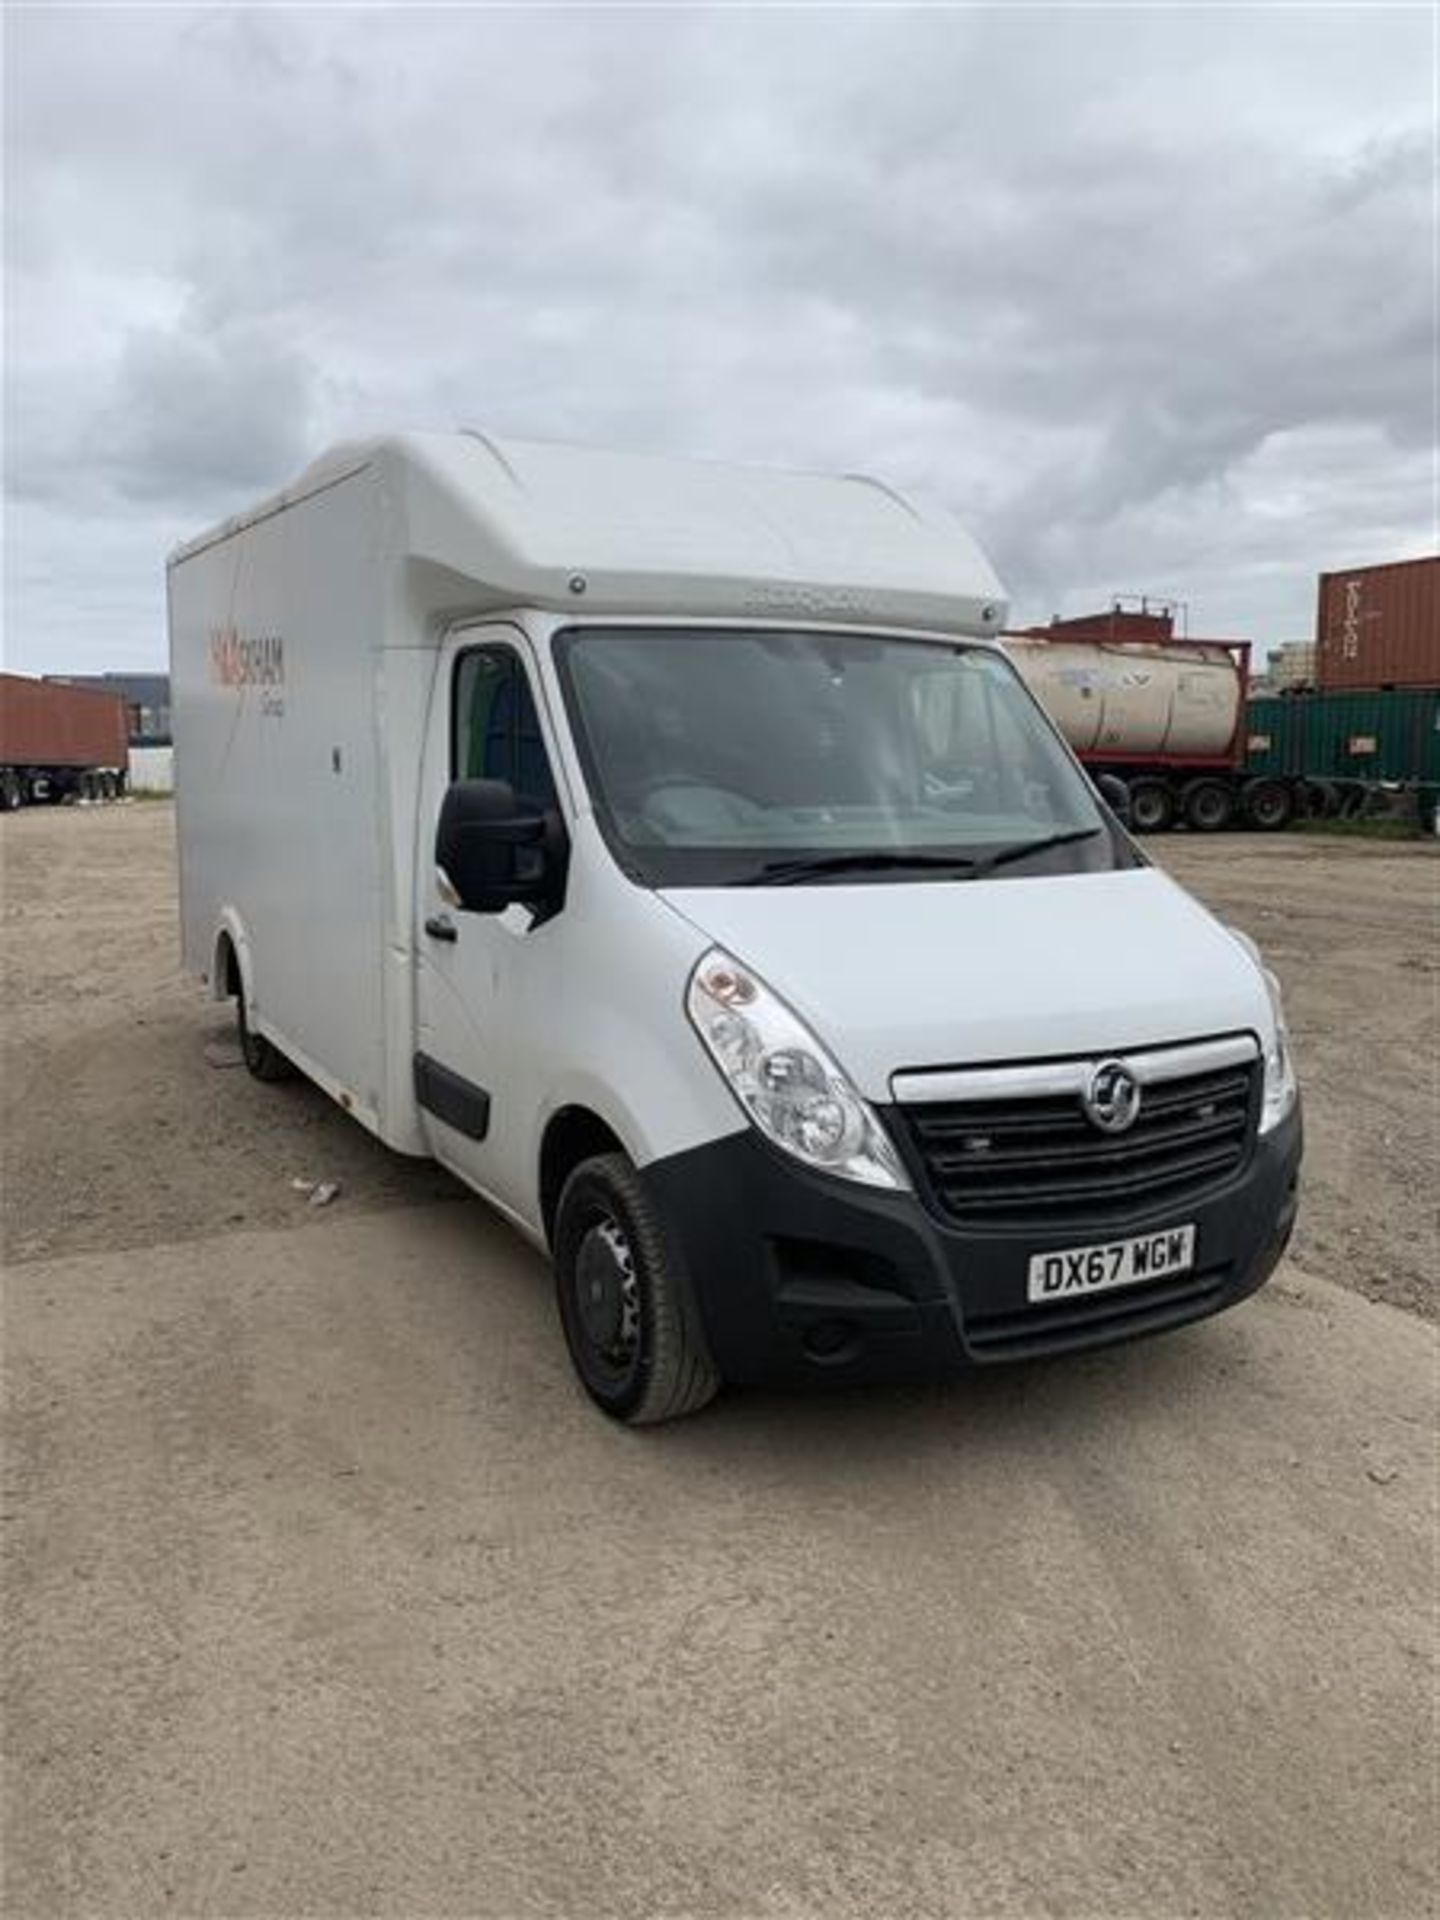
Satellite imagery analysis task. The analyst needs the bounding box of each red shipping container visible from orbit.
[1018,609,1176,646]
[1315,554,1440,691]
[0,674,129,769]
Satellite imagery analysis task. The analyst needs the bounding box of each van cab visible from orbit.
[171,433,1301,1421]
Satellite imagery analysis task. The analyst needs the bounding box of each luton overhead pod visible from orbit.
[170,431,1301,1422]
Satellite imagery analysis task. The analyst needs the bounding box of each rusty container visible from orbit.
[0,673,130,768]
[1315,554,1439,691]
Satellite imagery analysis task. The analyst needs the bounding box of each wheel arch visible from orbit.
[539,1105,630,1248]
[210,910,253,1005]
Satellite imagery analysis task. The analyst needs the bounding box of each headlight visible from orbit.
[1260,966,1297,1134]
[686,948,909,1189]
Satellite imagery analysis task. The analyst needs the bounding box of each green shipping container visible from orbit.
[1245,688,1440,785]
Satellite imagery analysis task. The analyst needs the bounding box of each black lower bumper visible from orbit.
[644,1104,1302,1386]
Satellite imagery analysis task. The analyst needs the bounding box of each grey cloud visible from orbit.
[95,324,317,502]
[3,4,1434,672]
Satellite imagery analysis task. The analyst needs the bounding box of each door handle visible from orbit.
[424,913,458,943]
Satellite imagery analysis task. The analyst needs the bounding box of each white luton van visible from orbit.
[171,432,1301,1422]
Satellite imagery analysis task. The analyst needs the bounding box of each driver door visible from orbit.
[414,625,562,1214]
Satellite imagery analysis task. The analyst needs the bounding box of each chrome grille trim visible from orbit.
[891,1033,1260,1107]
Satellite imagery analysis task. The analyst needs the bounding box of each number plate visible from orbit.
[1027,1224,1196,1305]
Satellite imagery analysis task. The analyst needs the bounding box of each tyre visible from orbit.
[1241,777,1294,831]
[1301,777,1338,820]
[1,772,20,812]
[1128,778,1175,834]
[553,1152,720,1425]
[236,990,295,1083]
[1182,778,1235,832]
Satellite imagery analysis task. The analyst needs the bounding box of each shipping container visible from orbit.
[1315,554,1440,691]
[48,671,173,745]
[1,673,129,807]
[1246,688,1440,788]
[1020,607,1176,646]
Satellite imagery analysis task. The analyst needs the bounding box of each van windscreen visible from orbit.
[554,627,1130,888]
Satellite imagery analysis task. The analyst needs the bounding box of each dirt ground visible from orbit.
[3,803,1437,1920]
[3,804,1435,1317]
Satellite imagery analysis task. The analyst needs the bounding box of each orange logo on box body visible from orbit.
[210,627,284,688]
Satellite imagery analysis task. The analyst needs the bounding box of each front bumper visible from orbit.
[644,1103,1302,1386]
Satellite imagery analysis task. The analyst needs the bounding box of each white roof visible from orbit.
[170,430,1008,638]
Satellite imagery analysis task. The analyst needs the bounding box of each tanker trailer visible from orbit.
[1003,621,1295,832]
[0,673,130,809]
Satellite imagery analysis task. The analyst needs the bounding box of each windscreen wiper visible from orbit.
[967,827,1103,877]
[743,850,981,887]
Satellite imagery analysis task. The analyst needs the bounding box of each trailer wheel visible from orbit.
[1182,778,1235,832]
[554,1152,720,1425]
[1128,779,1175,834]
[1242,778,1294,831]
[236,992,296,1083]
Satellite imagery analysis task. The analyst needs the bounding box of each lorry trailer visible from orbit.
[1004,607,1431,831]
[170,432,1301,1422]
[0,673,129,809]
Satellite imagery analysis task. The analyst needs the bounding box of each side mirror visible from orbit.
[1093,772,1131,826]
[435,778,558,914]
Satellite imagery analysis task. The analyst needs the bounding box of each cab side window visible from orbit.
[453,648,559,811]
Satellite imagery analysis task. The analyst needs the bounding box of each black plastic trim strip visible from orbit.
[414,1052,490,1141]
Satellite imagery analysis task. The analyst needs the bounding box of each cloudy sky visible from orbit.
[5,4,1435,674]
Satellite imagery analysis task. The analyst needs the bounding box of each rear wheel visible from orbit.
[1242,777,1294,831]
[236,990,295,1083]
[1301,777,1338,820]
[1182,778,1235,832]
[554,1152,719,1425]
[1128,778,1175,834]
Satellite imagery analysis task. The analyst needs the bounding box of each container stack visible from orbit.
[1314,556,1438,692]
[1247,555,1439,813]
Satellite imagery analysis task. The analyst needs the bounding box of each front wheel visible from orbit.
[554,1153,720,1425]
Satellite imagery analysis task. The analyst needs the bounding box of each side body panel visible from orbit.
[170,467,401,1140]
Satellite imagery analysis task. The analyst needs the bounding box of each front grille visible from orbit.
[902,1056,1258,1229]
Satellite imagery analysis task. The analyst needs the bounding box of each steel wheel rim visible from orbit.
[572,1215,642,1387]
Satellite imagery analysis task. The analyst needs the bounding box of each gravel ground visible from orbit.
[3,802,1437,1920]
[1157,830,1437,1320]
[3,804,1435,1317]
